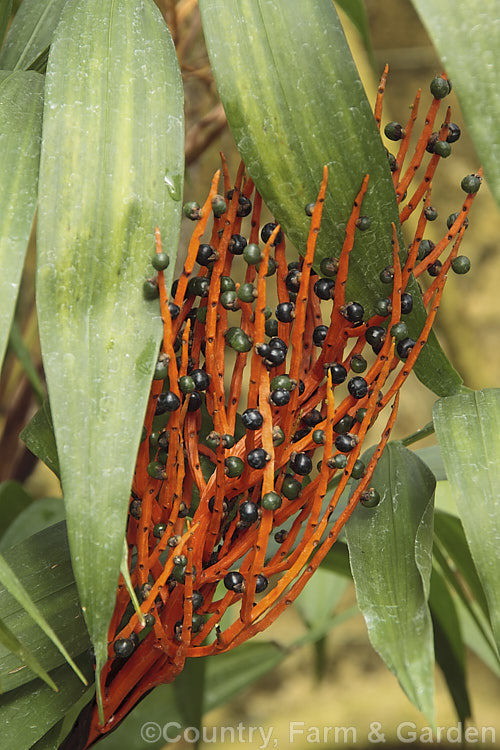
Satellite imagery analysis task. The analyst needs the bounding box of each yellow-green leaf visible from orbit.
[36,0,184,701]
[0,0,66,70]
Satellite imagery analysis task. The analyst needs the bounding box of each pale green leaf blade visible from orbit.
[334,0,375,67]
[345,442,436,722]
[199,0,462,397]
[0,654,94,750]
[0,0,66,70]
[411,0,500,209]
[36,0,184,690]
[433,388,500,655]
[0,70,43,372]
[0,552,87,685]
[294,566,348,631]
[0,523,90,693]
[0,616,57,693]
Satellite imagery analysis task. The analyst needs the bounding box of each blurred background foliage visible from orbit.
[1,0,499,747]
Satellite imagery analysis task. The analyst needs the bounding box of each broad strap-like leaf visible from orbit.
[0,496,65,552]
[0,70,43,373]
[0,523,89,692]
[0,0,66,70]
[199,0,462,397]
[434,389,500,655]
[345,442,436,722]
[0,654,94,750]
[411,0,500,211]
[36,0,184,699]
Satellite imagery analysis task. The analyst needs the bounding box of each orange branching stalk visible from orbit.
[83,74,479,745]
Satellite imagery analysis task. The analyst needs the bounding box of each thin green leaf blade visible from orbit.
[199,0,462,397]
[0,481,35,543]
[36,0,183,690]
[0,496,65,552]
[334,0,375,67]
[434,388,500,654]
[0,616,57,693]
[0,523,89,693]
[0,0,66,70]
[411,0,500,210]
[0,552,87,685]
[0,70,43,373]
[345,442,436,722]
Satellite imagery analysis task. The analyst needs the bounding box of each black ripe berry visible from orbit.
[196,243,217,266]
[113,638,135,658]
[239,500,259,524]
[328,362,347,384]
[313,325,328,346]
[229,234,247,255]
[261,222,283,246]
[397,337,416,359]
[290,452,313,476]
[446,123,461,143]
[335,433,358,453]
[156,391,181,414]
[400,293,413,314]
[224,571,245,593]
[313,277,335,300]
[348,377,368,399]
[276,302,295,323]
[191,369,211,391]
[241,408,264,430]
[343,302,364,323]
[255,574,269,592]
[246,448,270,469]
[270,388,291,406]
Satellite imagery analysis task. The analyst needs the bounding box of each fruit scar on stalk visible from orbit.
[82,73,479,747]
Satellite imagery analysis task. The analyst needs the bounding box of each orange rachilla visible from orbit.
[82,72,480,745]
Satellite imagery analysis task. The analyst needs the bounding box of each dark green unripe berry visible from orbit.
[329,454,348,469]
[350,355,367,373]
[334,414,355,434]
[225,327,252,352]
[153,354,169,380]
[262,491,282,511]
[418,239,435,260]
[384,121,405,141]
[360,487,381,508]
[257,256,278,277]
[434,140,451,158]
[356,216,371,230]
[451,255,471,274]
[270,374,294,391]
[225,456,244,477]
[221,290,239,310]
[272,427,286,446]
[379,266,394,284]
[221,434,235,449]
[243,243,262,265]
[178,375,195,394]
[196,306,208,323]
[312,429,326,445]
[212,195,227,217]
[374,297,392,317]
[424,206,438,221]
[430,76,451,99]
[265,318,279,337]
[143,278,159,299]
[147,461,166,480]
[220,276,236,292]
[390,321,409,341]
[152,252,170,271]
[153,522,167,538]
[355,408,367,423]
[237,283,257,303]
[281,475,302,499]
[351,459,366,479]
[183,201,201,220]
[461,174,481,194]
[319,256,339,277]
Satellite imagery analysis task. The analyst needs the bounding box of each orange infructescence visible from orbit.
[88,76,479,740]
